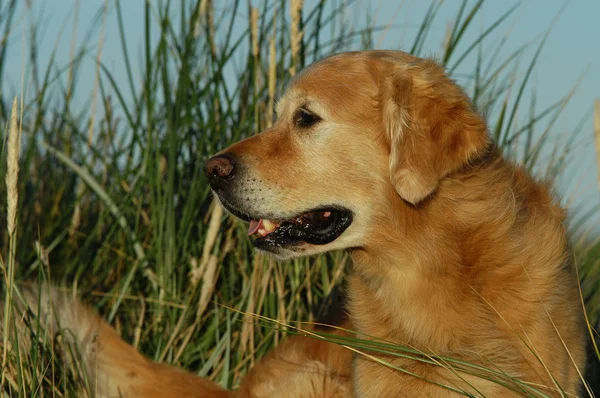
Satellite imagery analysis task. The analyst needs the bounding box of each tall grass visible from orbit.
[0,0,598,395]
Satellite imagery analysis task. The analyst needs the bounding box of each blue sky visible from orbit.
[3,0,599,231]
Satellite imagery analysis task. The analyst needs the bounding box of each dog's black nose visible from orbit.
[204,154,235,187]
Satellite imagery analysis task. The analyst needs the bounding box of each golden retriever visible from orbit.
[7,50,588,397]
[206,50,587,397]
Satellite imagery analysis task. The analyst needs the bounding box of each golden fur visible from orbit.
[3,51,587,397]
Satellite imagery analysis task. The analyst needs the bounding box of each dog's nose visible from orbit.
[204,154,236,187]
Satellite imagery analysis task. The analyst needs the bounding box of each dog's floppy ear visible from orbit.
[383,59,490,205]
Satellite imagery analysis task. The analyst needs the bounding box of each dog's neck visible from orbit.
[346,152,570,355]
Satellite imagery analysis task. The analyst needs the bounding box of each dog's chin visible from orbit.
[213,196,353,256]
[256,245,309,260]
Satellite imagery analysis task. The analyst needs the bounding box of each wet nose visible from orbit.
[204,154,236,187]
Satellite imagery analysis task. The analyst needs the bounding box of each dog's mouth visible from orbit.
[249,208,352,250]
[220,201,352,251]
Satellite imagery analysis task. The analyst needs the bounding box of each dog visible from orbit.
[204,50,587,396]
[3,50,588,397]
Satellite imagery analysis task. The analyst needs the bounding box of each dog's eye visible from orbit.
[294,109,321,128]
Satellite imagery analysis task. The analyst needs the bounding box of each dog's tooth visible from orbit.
[263,220,277,232]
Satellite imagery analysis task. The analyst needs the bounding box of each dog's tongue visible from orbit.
[248,219,263,236]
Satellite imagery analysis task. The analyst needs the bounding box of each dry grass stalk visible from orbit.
[289,0,304,76]
[2,97,20,390]
[192,201,225,322]
[240,254,273,365]
[250,7,262,131]
[206,0,217,58]
[69,197,82,238]
[594,99,600,190]
[195,0,207,39]
[443,21,453,54]
[303,261,313,321]
[133,297,146,350]
[71,2,107,238]
[196,255,219,318]
[267,35,277,127]
[34,241,50,268]
[87,0,107,148]
[240,262,258,356]
[250,7,259,59]
[159,155,168,179]
[273,260,287,343]
[66,0,80,105]
[190,199,223,286]
[6,98,20,236]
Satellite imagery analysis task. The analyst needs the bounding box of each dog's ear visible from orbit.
[383,59,490,205]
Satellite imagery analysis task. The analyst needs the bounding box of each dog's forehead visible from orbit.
[276,55,381,118]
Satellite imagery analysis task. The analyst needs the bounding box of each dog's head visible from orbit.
[205,51,490,258]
